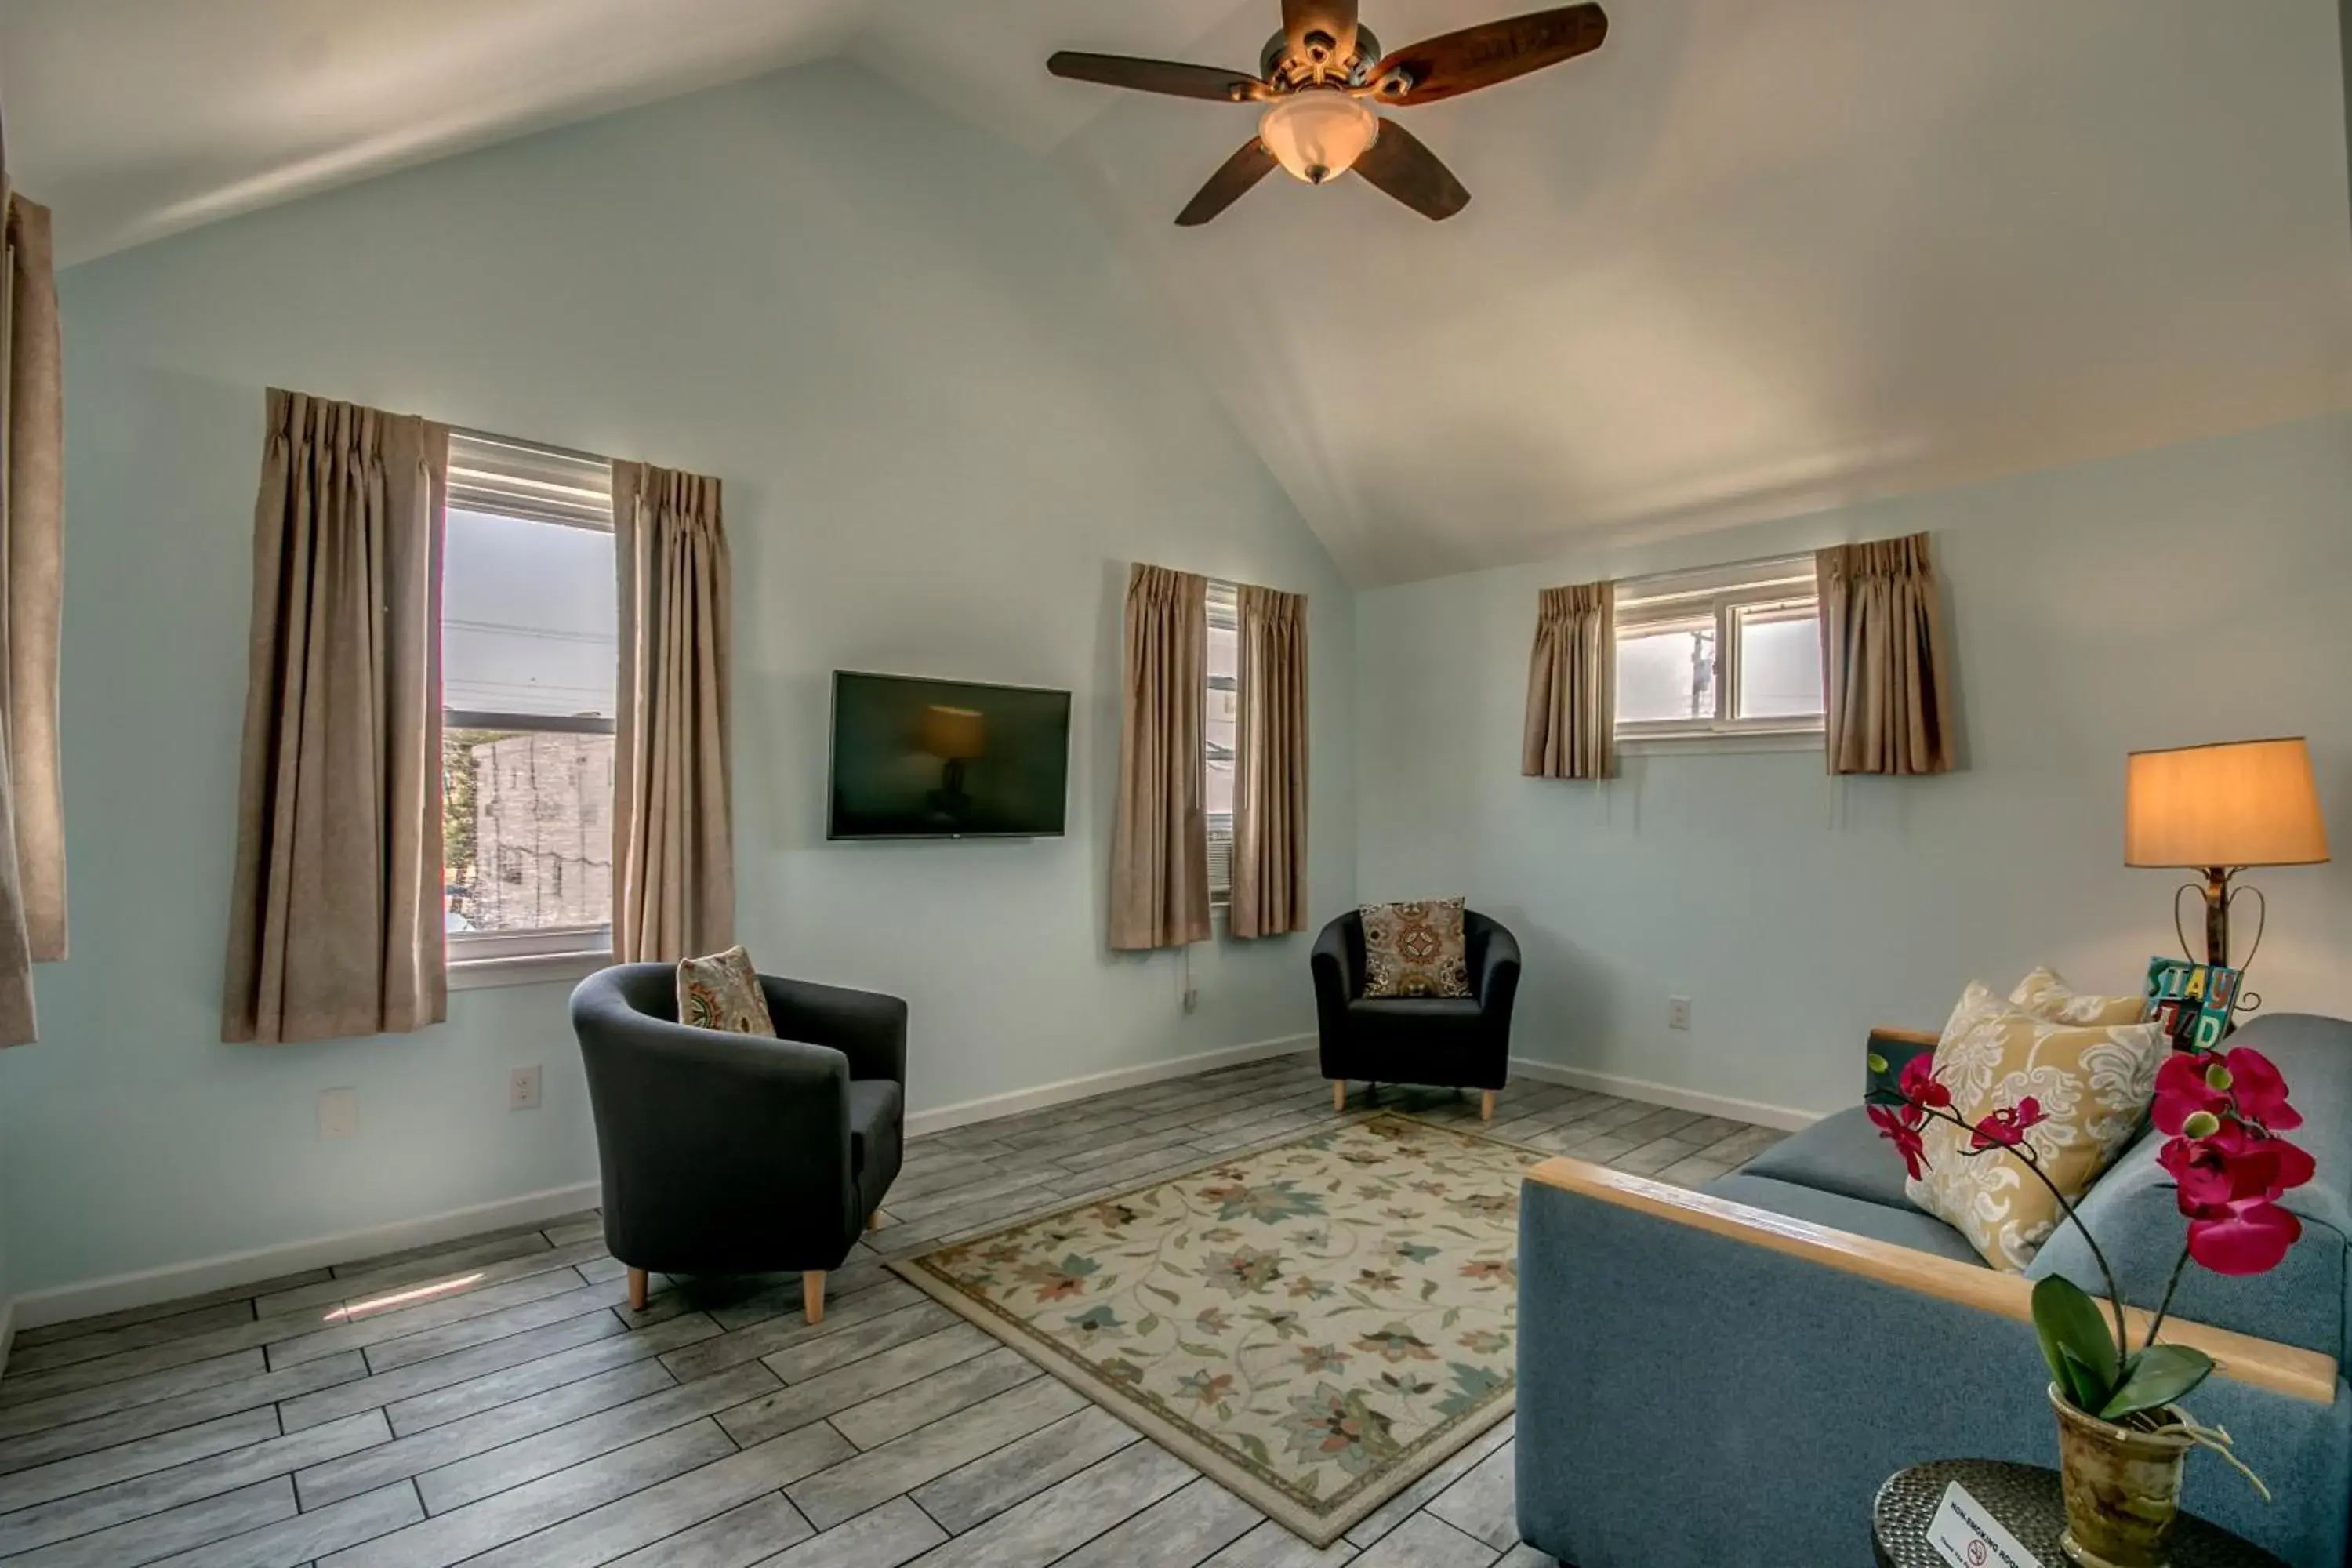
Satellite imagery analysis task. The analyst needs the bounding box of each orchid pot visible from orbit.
[2048,1383,2194,1568]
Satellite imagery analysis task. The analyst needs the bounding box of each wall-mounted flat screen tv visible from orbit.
[827,671,1072,840]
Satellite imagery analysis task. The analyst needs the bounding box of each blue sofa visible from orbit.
[1515,1011,2352,1567]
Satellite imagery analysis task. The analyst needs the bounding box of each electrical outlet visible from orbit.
[509,1065,543,1111]
[318,1087,358,1140]
[1181,983,1200,1014]
[1668,996,1693,1032]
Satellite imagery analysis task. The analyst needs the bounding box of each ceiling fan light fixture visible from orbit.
[1257,91,1379,184]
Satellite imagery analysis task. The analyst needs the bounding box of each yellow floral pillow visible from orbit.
[1906,982,2163,1272]
[2009,966,2149,1028]
[677,946,774,1035]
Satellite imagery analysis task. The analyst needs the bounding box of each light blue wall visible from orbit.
[5,60,1355,1297]
[1358,414,2352,1120]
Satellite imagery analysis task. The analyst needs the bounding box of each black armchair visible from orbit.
[570,963,907,1324]
[1311,909,1522,1120]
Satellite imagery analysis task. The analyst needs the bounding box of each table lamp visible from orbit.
[2124,737,2329,967]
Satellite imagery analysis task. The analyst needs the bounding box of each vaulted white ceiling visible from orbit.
[6,0,2350,583]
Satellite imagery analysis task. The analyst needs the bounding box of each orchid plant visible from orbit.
[1872,1044,2315,1493]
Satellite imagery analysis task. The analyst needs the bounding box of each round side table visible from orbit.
[1871,1460,2285,1568]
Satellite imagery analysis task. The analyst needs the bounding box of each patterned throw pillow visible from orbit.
[2009,966,2149,1028]
[1359,898,1472,999]
[1905,982,2163,1272]
[676,946,774,1035]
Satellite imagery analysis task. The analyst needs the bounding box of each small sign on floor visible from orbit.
[1926,1480,2044,1568]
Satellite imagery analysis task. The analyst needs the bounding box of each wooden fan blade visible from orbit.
[1372,5,1607,106]
[1352,120,1471,220]
[1047,52,1268,103]
[1177,139,1279,226]
[1283,0,1361,65]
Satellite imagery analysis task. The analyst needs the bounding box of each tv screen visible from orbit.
[827,671,1072,840]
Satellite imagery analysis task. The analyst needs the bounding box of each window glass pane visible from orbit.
[441,503,617,940]
[1617,623,1715,723]
[1205,619,1239,821]
[444,508,617,719]
[1736,610,1824,720]
[442,728,612,935]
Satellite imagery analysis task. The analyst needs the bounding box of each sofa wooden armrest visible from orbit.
[1524,1156,2339,1403]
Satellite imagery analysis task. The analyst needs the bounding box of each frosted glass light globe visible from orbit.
[1258,92,1379,185]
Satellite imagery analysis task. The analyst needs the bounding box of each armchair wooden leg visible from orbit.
[868,1211,880,1232]
[626,1268,648,1313]
[1332,1080,1345,1113]
[1481,1090,1496,1122]
[804,1270,826,1325]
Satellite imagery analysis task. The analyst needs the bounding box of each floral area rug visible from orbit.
[891,1113,1540,1545]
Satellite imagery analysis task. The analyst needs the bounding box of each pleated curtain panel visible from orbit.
[1521,581,1615,781]
[1109,564,1210,950]
[222,390,448,1044]
[0,185,68,1045]
[1231,584,1308,939]
[1816,532,1958,776]
[612,461,735,963]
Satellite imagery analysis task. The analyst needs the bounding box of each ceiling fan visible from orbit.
[1047,2,1608,225]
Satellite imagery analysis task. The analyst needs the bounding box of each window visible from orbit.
[441,431,618,971]
[1614,557,1824,742]
[1206,581,1240,906]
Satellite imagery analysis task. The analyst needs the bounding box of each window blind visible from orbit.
[447,430,613,532]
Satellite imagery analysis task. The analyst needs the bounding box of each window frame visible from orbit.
[441,432,620,986]
[1204,580,1239,910]
[1613,557,1825,750]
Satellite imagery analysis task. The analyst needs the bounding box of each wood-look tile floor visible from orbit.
[0,1054,1784,1567]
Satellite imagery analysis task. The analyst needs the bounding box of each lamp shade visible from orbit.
[920,705,986,761]
[2124,738,2329,869]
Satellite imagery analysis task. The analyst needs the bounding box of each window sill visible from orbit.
[1617,728,1824,757]
[448,949,613,991]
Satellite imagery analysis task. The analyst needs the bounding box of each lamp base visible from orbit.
[2172,868,2268,1018]
[2198,866,2230,967]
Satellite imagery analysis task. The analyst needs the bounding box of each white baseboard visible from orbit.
[11,1038,1318,1331]
[906,1034,1314,1138]
[1510,1056,1822,1133]
[10,1181,603,1331]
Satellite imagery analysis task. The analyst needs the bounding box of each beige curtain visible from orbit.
[612,462,734,964]
[0,187,67,1044]
[1231,584,1308,939]
[1521,581,1615,780]
[222,390,448,1044]
[1109,564,1210,950]
[1817,532,1957,776]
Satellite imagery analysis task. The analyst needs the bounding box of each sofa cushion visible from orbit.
[1906,981,2164,1271]
[1740,1106,1922,1213]
[1359,898,1472,998]
[2010,965,2149,1027]
[1703,1173,1987,1266]
[676,945,774,1036]
[1347,996,1483,1023]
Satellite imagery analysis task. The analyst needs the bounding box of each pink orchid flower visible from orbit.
[1867,1103,1929,1180]
[1969,1097,2047,1150]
